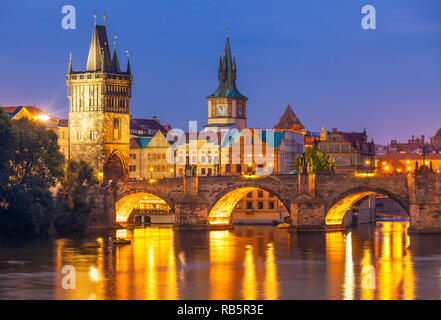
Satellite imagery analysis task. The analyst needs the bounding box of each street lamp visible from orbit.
[150,167,153,179]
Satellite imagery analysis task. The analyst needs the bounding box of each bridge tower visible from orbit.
[67,15,132,180]
[205,29,248,131]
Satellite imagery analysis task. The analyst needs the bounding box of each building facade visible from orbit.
[318,128,375,173]
[67,21,132,181]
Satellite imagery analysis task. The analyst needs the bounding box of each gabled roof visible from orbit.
[130,118,168,135]
[207,34,247,99]
[275,105,305,129]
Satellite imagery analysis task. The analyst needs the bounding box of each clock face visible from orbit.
[217,105,227,116]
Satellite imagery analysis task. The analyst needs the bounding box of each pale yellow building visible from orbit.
[129,130,174,180]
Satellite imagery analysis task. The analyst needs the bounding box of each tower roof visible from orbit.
[275,105,305,129]
[111,48,121,73]
[86,25,112,72]
[208,33,247,99]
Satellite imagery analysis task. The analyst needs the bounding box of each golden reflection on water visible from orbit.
[50,221,422,300]
[265,243,278,300]
[243,244,257,300]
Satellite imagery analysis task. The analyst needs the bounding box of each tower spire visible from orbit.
[111,35,121,73]
[86,19,112,72]
[68,51,73,74]
[93,10,96,25]
[125,50,131,75]
[208,27,245,99]
[103,11,107,26]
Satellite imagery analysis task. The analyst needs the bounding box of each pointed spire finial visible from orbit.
[103,11,107,25]
[113,35,117,49]
[93,10,96,25]
[225,22,229,37]
[68,51,72,74]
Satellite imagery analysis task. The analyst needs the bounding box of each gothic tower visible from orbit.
[67,17,132,181]
[205,31,248,131]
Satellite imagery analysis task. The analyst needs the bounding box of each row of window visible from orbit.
[129,165,174,172]
[70,74,130,81]
[247,191,275,198]
[77,131,97,140]
[237,201,276,210]
[130,153,167,160]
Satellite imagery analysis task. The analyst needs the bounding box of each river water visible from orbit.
[1,221,441,300]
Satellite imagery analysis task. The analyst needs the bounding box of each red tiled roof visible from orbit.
[275,104,305,129]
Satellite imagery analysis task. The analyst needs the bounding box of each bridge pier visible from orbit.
[407,173,441,233]
[290,195,326,232]
[408,203,441,233]
[174,195,210,230]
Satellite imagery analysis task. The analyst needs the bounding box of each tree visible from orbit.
[10,118,64,188]
[0,115,64,237]
[54,160,99,235]
[293,147,327,173]
[62,160,98,194]
[0,109,16,207]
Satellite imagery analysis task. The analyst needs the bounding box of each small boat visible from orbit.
[276,223,290,229]
[83,242,101,248]
[112,238,131,245]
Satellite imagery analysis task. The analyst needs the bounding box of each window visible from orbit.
[258,191,263,198]
[77,131,82,140]
[269,193,275,198]
[113,118,120,140]
[269,201,275,209]
[226,164,231,173]
[208,168,212,176]
[258,202,264,209]
[247,202,253,210]
[201,168,206,175]
[236,164,242,172]
[247,192,253,198]
[90,131,97,140]
[129,165,136,172]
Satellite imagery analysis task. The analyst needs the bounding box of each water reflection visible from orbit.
[1,222,441,299]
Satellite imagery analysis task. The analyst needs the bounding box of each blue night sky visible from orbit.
[0,0,440,145]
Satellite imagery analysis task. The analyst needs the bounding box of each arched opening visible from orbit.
[208,187,289,225]
[106,151,125,181]
[115,192,173,225]
[325,190,408,226]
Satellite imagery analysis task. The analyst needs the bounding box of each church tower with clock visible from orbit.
[205,31,248,131]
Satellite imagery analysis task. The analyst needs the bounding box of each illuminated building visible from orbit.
[376,152,441,173]
[274,104,325,148]
[129,130,175,180]
[318,128,375,173]
[66,16,132,181]
[204,30,248,131]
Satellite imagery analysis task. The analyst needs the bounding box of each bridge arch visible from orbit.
[325,187,409,226]
[115,190,175,223]
[207,184,290,225]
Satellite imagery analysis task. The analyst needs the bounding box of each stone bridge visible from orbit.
[99,172,441,233]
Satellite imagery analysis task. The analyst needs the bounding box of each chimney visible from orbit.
[152,116,159,123]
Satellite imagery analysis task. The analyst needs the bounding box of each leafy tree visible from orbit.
[293,147,327,173]
[54,160,99,235]
[62,160,98,194]
[0,115,64,237]
[10,118,64,188]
